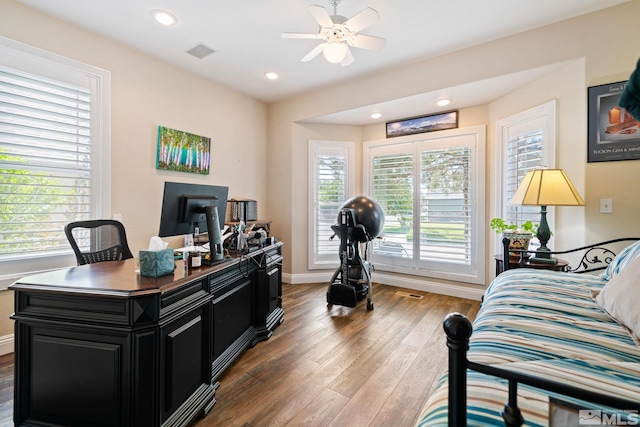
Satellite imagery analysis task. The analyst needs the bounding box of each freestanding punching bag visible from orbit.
[206,205,224,261]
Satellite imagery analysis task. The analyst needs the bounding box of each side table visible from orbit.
[494,254,569,276]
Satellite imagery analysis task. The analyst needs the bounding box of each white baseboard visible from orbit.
[282,272,484,301]
[0,334,13,355]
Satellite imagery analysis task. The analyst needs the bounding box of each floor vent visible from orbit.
[395,291,424,300]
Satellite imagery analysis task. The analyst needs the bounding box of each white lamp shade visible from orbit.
[510,169,585,206]
[323,42,348,64]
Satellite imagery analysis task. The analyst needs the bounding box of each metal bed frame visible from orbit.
[445,237,640,427]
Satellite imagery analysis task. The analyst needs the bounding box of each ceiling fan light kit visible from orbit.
[282,0,386,67]
[324,41,348,63]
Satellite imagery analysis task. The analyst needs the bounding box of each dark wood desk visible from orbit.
[494,253,569,276]
[11,242,283,427]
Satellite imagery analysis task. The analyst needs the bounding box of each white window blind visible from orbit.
[419,146,471,265]
[316,154,346,255]
[0,66,92,260]
[308,140,354,268]
[371,150,414,260]
[498,101,556,232]
[505,130,543,226]
[365,127,485,283]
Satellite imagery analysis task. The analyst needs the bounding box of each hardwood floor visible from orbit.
[0,352,13,427]
[0,282,480,427]
[195,282,479,427]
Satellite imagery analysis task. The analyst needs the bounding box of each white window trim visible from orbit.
[308,140,355,270]
[0,36,111,288]
[493,100,556,256]
[363,125,486,284]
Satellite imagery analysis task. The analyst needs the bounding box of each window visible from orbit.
[308,140,355,269]
[0,38,110,284]
[364,126,486,284]
[496,101,556,241]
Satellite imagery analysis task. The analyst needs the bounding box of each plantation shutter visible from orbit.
[365,127,485,283]
[316,154,346,258]
[505,130,543,226]
[309,141,354,268]
[0,65,92,260]
[419,146,472,265]
[371,150,415,261]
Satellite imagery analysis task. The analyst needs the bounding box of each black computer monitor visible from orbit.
[158,181,229,238]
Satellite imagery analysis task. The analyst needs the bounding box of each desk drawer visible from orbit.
[160,279,209,323]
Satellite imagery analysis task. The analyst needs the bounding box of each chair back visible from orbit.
[64,220,134,266]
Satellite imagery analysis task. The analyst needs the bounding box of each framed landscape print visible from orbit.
[588,81,640,162]
[156,126,211,174]
[386,110,458,138]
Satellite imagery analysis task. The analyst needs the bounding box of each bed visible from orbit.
[416,238,640,427]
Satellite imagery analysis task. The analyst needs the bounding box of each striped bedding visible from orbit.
[416,267,640,426]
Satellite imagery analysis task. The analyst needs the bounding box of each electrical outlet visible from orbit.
[599,199,612,214]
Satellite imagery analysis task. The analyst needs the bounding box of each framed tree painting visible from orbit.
[156,126,211,174]
[588,81,640,162]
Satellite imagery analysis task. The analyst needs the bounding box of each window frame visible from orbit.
[307,139,355,269]
[0,36,111,287]
[494,100,556,254]
[363,125,486,284]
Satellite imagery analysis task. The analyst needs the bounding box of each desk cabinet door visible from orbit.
[160,302,212,422]
[14,323,135,427]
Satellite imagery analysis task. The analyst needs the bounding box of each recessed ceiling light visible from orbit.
[150,9,178,26]
[370,112,382,119]
[437,98,451,107]
[264,72,280,80]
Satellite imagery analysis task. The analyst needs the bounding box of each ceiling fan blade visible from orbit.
[308,5,333,28]
[281,32,322,40]
[301,43,326,62]
[340,45,354,67]
[348,34,386,50]
[343,7,379,33]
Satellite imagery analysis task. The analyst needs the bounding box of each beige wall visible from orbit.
[269,1,640,287]
[2,1,640,338]
[0,291,13,336]
[0,1,269,341]
[1,1,269,255]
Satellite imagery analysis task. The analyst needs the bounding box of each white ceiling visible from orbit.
[16,0,628,124]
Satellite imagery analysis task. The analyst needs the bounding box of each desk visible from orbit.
[11,242,283,427]
[494,253,569,276]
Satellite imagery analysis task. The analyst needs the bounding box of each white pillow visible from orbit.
[602,239,640,280]
[596,256,640,337]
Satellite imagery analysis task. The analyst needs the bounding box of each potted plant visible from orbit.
[490,218,538,259]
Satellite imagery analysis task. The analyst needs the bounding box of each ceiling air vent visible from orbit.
[186,44,215,59]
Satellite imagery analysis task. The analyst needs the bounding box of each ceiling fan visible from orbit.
[282,0,386,67]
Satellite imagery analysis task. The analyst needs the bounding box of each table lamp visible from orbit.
[509,168,585,263]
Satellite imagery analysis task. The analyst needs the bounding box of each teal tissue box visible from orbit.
[139,249,175,277]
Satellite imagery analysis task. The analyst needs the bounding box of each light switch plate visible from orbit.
[599,199,612,214]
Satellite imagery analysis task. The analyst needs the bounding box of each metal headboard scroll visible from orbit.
[503,237,640,274]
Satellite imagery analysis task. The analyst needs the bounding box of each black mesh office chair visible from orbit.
[64,219,134,266]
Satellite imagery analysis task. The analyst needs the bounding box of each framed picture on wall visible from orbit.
[588,81,640,162]
[386,110,458,138]
[156,126,211,174]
